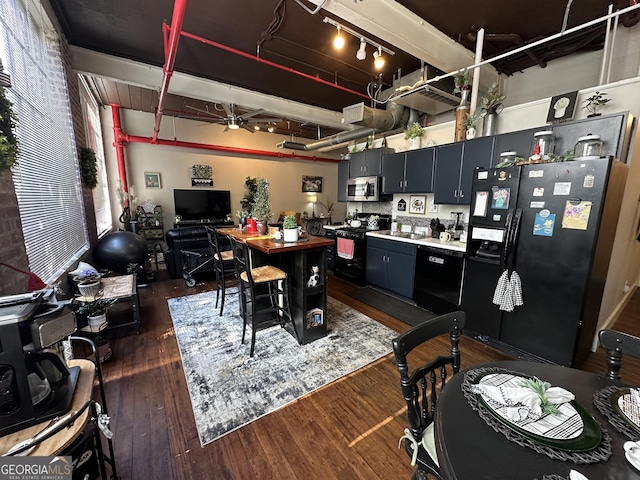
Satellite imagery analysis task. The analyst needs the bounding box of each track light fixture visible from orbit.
[356,39,366,60]
[267,124,275,133]
[333,25,345,49]
[373,48,385,69]
[322,17,394,69]
[254,125,260,131]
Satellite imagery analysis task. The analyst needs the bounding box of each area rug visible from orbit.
[167,290,396,446]
[347,286,438,327]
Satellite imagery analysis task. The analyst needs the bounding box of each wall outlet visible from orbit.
[428,202,438,213]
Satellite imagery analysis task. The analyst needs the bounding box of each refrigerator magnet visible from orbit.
[553,182,572,195]
[583,174,595,188]
[533,187,544,197]
[562,200,592,230]
[530,201,545,208]
[533,210,556,237]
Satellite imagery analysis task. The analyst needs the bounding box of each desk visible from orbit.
[435,360,636,479]
[0,360,94,456]
[218,228,334,344]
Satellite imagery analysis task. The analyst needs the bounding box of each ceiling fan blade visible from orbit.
[223,125,230,132]
[241,124,255,133]
[247,117,282,124]
[239,108,265,120]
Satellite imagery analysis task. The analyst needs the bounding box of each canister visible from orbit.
[499,151,517,165]
[531,131,555,159]
[574,134,603,159]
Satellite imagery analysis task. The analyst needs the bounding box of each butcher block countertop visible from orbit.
[217,228,334,254]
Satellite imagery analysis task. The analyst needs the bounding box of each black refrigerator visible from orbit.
[461,156,628,366]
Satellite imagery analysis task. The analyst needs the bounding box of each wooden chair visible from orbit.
[229,237,299,357]
[598,329,640,380]
[392,311,466,480]
[206,226,236,316]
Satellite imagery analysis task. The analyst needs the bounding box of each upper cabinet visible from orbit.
[349,148,394,177]
[381,148,435,194]
[434,136,494,205]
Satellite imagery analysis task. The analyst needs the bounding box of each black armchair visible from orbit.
[164,226,230,279]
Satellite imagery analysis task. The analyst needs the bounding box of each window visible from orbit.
[0,0,89,283]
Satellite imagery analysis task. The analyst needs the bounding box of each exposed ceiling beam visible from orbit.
[307,0,498,90]
[70,46,352,132]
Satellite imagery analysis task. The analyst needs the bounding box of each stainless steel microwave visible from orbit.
[345,176,383,202]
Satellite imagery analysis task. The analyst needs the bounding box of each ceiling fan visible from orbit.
[185,103,281,132]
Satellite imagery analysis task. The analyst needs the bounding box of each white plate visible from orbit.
[626,451,640,472]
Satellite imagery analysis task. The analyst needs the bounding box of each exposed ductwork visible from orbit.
[278,101,410,151]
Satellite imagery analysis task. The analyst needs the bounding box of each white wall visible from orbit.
[100,109,347,229]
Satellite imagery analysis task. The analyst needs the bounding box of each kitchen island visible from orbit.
[217,228,334,344]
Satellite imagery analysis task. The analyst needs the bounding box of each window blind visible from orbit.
[0,0,88,283]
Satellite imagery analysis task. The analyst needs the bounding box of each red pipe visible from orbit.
[110,104,129,198]
[111,105,339,163]
[153,0,188,143]
[175,27,370,101]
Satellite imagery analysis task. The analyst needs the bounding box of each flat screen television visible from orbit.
[173,189,231,221]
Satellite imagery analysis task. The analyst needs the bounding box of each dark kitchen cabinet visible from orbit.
[324,228,336,272]
[366,237,416,299]
[382,148,434,194]
[337,161,349,202]
[434,136,494,205]
[349,148,393,177]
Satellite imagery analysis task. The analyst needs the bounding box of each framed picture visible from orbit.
[547,91,578,123]
[409,195,426,214]
[144,172,161,189]
[302,175,323,192]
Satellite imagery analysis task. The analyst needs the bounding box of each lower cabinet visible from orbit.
[365,237,417,299]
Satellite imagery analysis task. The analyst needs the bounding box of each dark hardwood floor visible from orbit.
[96,270,640,479]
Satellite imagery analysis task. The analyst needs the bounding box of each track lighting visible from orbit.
[323,17,394,69]
[373,48,385,69]
[268,124,275,133]
[356,39,366,60]
[333,25,344,49]
[254,125,260,131]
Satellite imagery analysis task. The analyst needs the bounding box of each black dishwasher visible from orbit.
[414,245,464,314]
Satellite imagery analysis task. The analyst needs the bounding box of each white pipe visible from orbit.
[599,4,614,85]
[606,6,619,84]
[470,28,484,114]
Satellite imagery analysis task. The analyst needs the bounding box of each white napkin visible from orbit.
[569,470,589,480]
[471,383,575,422]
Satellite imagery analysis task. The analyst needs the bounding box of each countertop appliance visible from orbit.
[334,214,389,285]
[345,176,389,202]
[461,157,627,367]
[0,292,78,436]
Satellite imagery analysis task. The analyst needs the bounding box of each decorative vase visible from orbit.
[78,279,101,298]
[483,107,498,136]
[466,127,476,140]
[255,220,268,235]
[454,88,470,142]
[283,228,298,242]
[409,136,422,150]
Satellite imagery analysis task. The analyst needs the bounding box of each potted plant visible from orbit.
[251,177,272,234]
[584,91,611,117]
[79,147,98,189]
[282,214,298,242]
[480,83,506,136]
[453,68,472,94]
[77,298,115,332]
[404,122,425,149]
[462,110,482,140]
[240,176,257,216]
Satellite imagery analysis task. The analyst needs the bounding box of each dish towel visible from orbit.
[470,382,575,423]
[336,237,355,260]
[492,270,524,312]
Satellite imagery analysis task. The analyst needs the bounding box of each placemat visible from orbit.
[462,367,612,464]
[593,385,640,439]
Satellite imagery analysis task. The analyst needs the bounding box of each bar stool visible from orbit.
[206,226,236,315]
[229,237,299,357]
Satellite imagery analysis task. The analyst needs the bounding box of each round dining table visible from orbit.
[435,360,639,479]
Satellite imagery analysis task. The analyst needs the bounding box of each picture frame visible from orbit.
[302,175,323,193]
[144,172,161,189]
[409,195,426,214]
[546,91,578,123]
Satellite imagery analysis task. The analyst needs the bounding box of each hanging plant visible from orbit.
[0,83,19,172]
[80,147,98,189]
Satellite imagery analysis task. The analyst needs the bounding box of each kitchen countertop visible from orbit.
[323,224,349,231]
[366,230,468,252]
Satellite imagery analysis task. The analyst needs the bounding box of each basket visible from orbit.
[78,280,101,298]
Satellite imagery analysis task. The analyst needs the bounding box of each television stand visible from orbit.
[174,219,234,228]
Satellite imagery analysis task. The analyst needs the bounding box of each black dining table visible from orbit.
[435,360,639,479]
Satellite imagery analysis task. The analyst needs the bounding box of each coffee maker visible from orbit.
[0,292,78,436]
